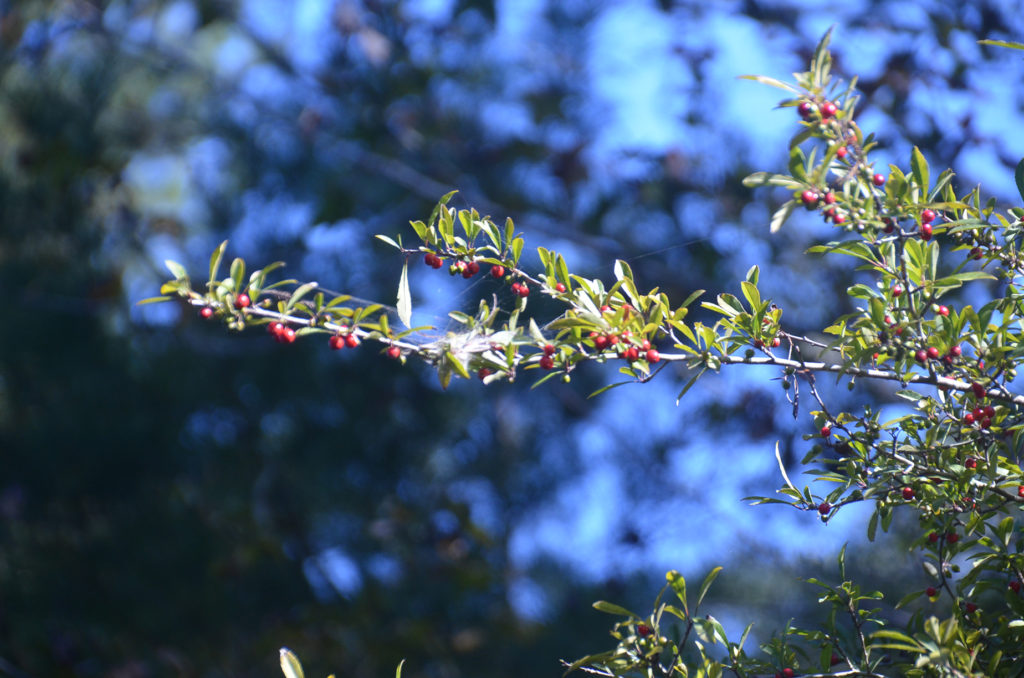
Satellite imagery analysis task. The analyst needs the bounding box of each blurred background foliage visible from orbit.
[2,1,1023,676]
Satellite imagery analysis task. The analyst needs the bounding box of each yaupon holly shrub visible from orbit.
[150,32,1024,678]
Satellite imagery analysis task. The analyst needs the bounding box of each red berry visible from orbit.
[1019,486,1024,498]
[928,532,939,543]
[771,337,781,347]
[491,265,505,278]
[821,426,831,437]
[972,407,985,420]
[424,253,437,268]
[199,306,214,319]
[593,334,609,350]
[921,209,936,224]
[468,261,480,275]
[947,532,959,544]
[821,101,838,118]
[937,305,949,316]
[329,335,345,350]
[641,339,652,350]
[600,305,612,313]
[234,292,251,309]
[782,669,795,678]
[892,284,903,297]
[824,207,837,221]
[926,587,938,597]
[268,321,284,338]
[915,349,927,363]
[478,367,492,380]
[971,382,986,399]
[281,327,297,344]
[872,173,886,186]
[637,623,651,637]
[516,283,530,298]
[949,345,962,357]
[836,146,848,158]
[833,213,846,225]
[970,247,983,260]
[926,346,940,360]
[386,345,401,359]
[984,405,995,418]
[980,416,992,429]
[623,347,640,362]
[539,355,555,370]
[607,334,619,346]
[554,282,567,293]
[963,412,975,425]
[344,334,359,348]
[800,190,819,208]
[823,192,837,205]
[965,602,978,613]
[818,502,831,515]
[831,653,842,666]
[920,223,932,241]
[965,457,977,469]
[1011,580,1022,593]
[883,217,895,233]
[902,487,915,500]
[797,101,815,119]
[543,343,556,356]
[646,349,660,363]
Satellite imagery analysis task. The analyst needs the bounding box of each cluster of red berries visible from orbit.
[962,403,995,429]
[423,252,444,269]
[510,281,530,297]
[267,321,297,344]
[797,99,838,120]
[539,343,556,370]
[453,260,480,278]
[328,331,360,350]
[587,332,660,363]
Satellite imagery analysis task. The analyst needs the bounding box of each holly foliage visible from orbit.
[155,32,1024,678]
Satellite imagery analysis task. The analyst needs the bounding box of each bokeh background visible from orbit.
[3,1,1024,676]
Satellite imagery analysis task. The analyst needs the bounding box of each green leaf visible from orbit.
[736,74,800,93]
[285,282,319,311]
[397,260,412,328]
[165,260,188,280]
[910,146,929,195]
[696,566,722,610]
[978,39,1024,51]
[375,234,402,249]
[1016,158,1024,203]
[136,296,172,305]
[279,648,304,678]
[666,570,688,614]
[209,240,228,286]
[770,200,795,233]
[592,600,638,617]
[395,659,405,678]
[675,367,706,403]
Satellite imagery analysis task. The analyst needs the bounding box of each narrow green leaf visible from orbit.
[279,648,304,678]
[209,241,228,286]
[696,566,722,610]
[666,570,688,614]
[165,260,188,280]
[592,600,638,617]
[910,146,929,195]
[395,659,405,678]
[397,260,412,328]
[770,200,795,233]
[375,234,402,249]
[978,39,1024,51]
[285,282,319,311]
[737,74,800,93]
[136,296,173,305]
[1016,158,1024,203]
